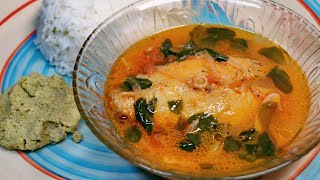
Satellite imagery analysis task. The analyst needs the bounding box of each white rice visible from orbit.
[35,0,138,76]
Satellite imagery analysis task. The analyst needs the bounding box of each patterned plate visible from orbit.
[0,0,319,179]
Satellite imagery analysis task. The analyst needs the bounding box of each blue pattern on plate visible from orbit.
[305,0,320,18]
[297,153,320,180]
[1,1,319,178]
[298,1,320,179]
[1,34,159,180]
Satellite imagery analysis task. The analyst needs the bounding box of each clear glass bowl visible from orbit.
[73,0,320,178]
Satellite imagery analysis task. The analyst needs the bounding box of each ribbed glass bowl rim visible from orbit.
[73,0,320,179]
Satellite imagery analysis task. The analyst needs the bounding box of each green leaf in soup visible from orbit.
[191,26,236,48]
[161,39,177,57]
[267,66,293,94]
[174,117,187,131]
[120,77,152,92]
[134,97,157,134]
[187,112,218,131]
[245,144,258,155]
[201,27,236,46]
[259,46,285,64]
[258,132,275,157]
[231,38,248,51]
[203,48,229,62]
[186,132,201,146]
[197,115,218,131]
[179,140,197,152]
[176,49,194,61]
[190,25,209,47]
[124,125,142,143]
[206,27,236,40]
[184,40,196,50]
[223,136,242,153]
[239,128,256,142]
[160,39,198,62]
[168,100,183,114]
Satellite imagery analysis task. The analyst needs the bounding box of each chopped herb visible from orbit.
[168,100,183,114]
[187,112,217,131]
[120,77,152,92]
[203,48,229,62]
[178,130,201,152]
[206,27,236,40]
[223,136,242,153]
[175,117,187,131]
[239,128,256,142]
[267,66,293,94]
[231,38,248,51]
[259,46,285,64]
[160,38,228,63]
[245,144,258,155]
[178,113,218,151]
[160,39,176,57]
[184,40,196,50]
[258,132,275,157]
[186,132,201,146]
[201,27,236,46]
[179,140,197,152]
[124,125,142,143]
[241,132,275,160]
[190,25,209,47]
[134,98,157,134]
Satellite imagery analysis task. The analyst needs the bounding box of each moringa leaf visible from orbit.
[191,26,236,48]
[231,38,248,51]
[259,46,285,64]
[120,77,152,92]
[134,97,157,134]
[186,132,201,146]
[187,112,218,131]
[184,40,196,50]
[161,39,177,57]
[267,66,293,94]
[206,27,236,40]
[239,128,256,142]
[179,140,197,152]
[203,48,229,62]
[245,144,258,155]
[223,136,242,153]
[190,25,209,47]
[159,38,228,63]
[258,132,275,157]
[124,125,142,143]
[168,100,183,114]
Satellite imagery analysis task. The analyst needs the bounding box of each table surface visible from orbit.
[0,0,319,179]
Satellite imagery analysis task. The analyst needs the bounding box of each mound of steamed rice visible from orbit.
[35,0,137,76]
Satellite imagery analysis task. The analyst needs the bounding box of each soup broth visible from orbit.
[104,25,310,174]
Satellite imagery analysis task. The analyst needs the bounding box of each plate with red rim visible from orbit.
[0,0,319,179]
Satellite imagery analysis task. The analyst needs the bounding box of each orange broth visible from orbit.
[104,25,310,174]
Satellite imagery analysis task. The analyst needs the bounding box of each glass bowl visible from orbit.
[73,0,320,179]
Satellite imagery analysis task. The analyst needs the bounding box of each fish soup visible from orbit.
[104,25,310,174]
